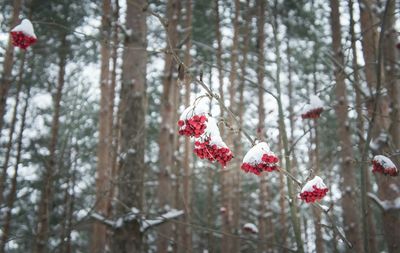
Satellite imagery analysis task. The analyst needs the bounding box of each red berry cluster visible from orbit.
[301,108,323,119]
[178,115,207,138]
[11,31,37,49]
[194,138,233,167]
[372,160,399,176]
[241,154,279,175]
[300,185,328,203]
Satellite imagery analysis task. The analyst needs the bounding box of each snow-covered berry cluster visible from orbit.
[178,99,233,167]
[178,101,208,138]
[301,95,324,119]
[241,142,279,175]
[243,223,258,234]
[372,155,399,177]
[299,176,329,203]
[193,117,233,167]
[10,19,37,50]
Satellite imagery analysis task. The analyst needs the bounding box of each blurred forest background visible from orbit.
[0,0,399,252]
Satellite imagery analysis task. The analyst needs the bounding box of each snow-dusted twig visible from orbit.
[367,192,400,212]
[91,208,184,232]
[141,209,184,232]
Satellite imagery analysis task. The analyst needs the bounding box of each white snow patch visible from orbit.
[11,19,36,38]
[242,142,273,164]
[373,155,397,170]
[301,176,328,193]
[243,223,259,233]
[179,98,209,120]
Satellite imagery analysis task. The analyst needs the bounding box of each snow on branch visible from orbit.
[90,212,116,228]
[367,192,400,212]
[141,209,184,232]
[91,208,184,232]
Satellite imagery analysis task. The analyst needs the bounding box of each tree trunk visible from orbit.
[0,0,22,133]
[182,0,193,250]
[157,0,180,252]
[34,35,68,253]
[256,0,267,251]
[92,0,112,252]
[379,1,400,252]
[0,52,26,206]
[0,84,31,253]
[329,0,364,252]
[110,0,147,251]
[349,1,377,252]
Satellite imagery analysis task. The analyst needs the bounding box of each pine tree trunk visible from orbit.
[273,7,304,253]
[0,0,22,133]
[157,0,180,252]
[92,0,112,252]
[329,0,364,252]
[91,0,113,253]
[349,1,377,252]
[0,52,26,206]
[34,35,68,253]
[182,0,193,250]
[256,1,267,251]
[379,1,400,252]
[110,0,147,251]
[0,84,30,253]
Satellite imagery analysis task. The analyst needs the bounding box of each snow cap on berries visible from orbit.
[10,19,37,49]
[301,95,324,119]
[241,142,279,175]
[243,223,258,234]
[299,176,329,203]
[178,99,209,138]
[372,155,399,176]
[193,117,233,167]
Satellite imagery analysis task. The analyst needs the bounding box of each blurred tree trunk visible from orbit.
[110,0,147,251]
[378,1,400,252]
[157,0,180,252]
[0,52,26,206]
[232,1,251,252]
[182,0,193,251]
[256,0,267,251]
[92,0,112,252]
[0,0,21,133]
[349,1,377,252]
[0,84,30,253]
[311,57,324,253]
[221,1,240,252]
[34,34,68,253]
[329,0,364,252]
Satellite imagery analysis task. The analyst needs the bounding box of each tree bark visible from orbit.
[157,0,180,252]
[379,1,400,252]
[110,0,147,251]
[34,35,68,253]
[0,84,31,253]
[92,0,112,252]
[0,0,22,133]
[182,0,193,250]
[329,0,364,252]
[0,52,26,206]
[256,0,267,252]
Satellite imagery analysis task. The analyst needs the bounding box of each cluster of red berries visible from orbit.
[301,108,323,119]
[241,154,279,175]
[194,137,233,167]
[178,115,207,138]
[10,31,37,49]
[372,160,399,176]
[299,185,329,203]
